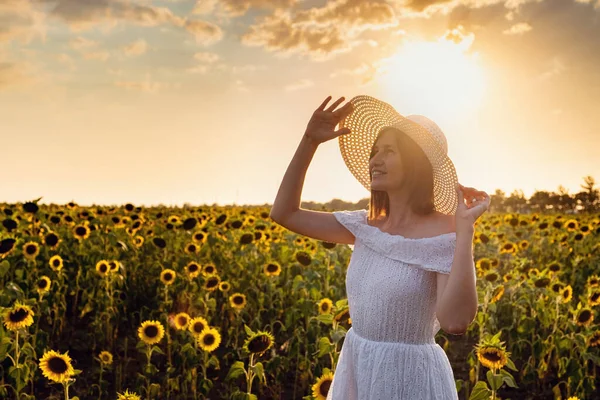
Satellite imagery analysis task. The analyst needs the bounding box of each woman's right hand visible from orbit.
[304,96,354,146]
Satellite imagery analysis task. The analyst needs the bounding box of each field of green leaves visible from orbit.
[1,200,599,399]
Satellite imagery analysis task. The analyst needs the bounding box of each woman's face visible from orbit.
[368,129,404,191]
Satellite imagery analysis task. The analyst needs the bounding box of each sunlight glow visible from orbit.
[376,30,487,120]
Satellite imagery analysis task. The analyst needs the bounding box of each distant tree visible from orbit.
[578,175,599,212]
[505,189,527,213]
[529,190,552,212]
[490,189,506,213]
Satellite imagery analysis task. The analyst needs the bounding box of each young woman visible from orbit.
[270,95,490,399]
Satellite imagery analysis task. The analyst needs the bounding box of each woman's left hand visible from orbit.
[456,183,490,231]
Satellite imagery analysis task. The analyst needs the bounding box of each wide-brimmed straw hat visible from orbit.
[337,95,459,215]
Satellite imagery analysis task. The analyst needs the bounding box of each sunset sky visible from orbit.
[1,0,599,207]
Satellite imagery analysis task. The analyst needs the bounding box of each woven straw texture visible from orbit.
[337,95,459,215]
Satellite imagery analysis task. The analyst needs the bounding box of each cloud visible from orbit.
[537,56,565,80]
[0,0,47,44]
[329,62,381,85]
[69,36,110,61]
[123,39,148,56]
[0,62,26,89]
[0,60,41,90]
[69,36,97,50]
[502,22,532,34]
[115,74,177,93]
[41,0,223,44]
[83,51,110,61]
[284,78,314,91]
[233,79,249,92]
[184,19,223,44]
[574,0,600,8]
[241,0,398,61]
[193,52,220,63]
[56,53,77,71]
[192,0,298,17]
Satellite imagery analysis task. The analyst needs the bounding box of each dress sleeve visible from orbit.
[332,209,368,238]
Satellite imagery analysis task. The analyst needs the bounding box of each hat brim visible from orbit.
[337,95,459,215]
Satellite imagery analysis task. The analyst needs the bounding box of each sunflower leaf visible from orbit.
[0,261,10,278]
[5,281,24,298]
[467,380,491,400]
[225,360,246,381]
[250,361,265,385]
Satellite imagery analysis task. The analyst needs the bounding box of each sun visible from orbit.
[376,30,487,120]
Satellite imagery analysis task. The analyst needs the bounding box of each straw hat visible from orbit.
[337,95,459,215]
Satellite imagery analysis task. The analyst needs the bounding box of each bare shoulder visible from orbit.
[431,211,456,234]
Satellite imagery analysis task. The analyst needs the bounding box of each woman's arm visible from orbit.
[269,133,318,220]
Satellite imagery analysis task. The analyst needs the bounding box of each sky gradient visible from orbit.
[1,0,599,207]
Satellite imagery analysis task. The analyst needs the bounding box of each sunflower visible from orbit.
[0,238,17,259]
[137,320,165,345]
[243,330,275,357]
[317,298,333,315]
[184,242,199,254]
[264,262,281,277]
[188,316,209,336]
[484,272,499,283]
[117,389,141,400]
[192,231,207,244]
[197,327,221,352]
[295,251,312,266]
[564,219,579,231]
[108,260,120,273]
[202,264,217,276]
[229,293,247,310]
[160,269,176,286]
[203,275,221,291]
[22,241,40,261]
[96,260,110,277]
[44,232,61,249]
[39,349,75,383]
[73,224,91,240]
[168,215,181,225]
[133,235,144,248]
[588,331,600,347]
[3,302,34,331]
[587,274,599,288]
[218,281,231,292]
[560,285,573,303]
[575,307,594,327]
[173,312,190,330]
[49,255,63,272]
[312,371,334,400]
[476,345,509,371]
[519,240,529,250]
[99,350,113,365]
[499,242,516,254]
[185,262,201,279]
[37,276,51,295]
[588,290,600,307]
[490,286,505,303]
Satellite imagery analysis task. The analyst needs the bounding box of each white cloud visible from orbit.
[284,78,314,91]
[123,39,148,56]
[502,22,532,35]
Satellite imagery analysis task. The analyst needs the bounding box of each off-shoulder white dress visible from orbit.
[326,209,460,400]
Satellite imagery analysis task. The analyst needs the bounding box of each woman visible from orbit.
[270,95,490,399]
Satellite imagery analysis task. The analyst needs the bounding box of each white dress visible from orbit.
[326,209,460,400]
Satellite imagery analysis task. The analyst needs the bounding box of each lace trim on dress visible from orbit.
[332,209,456,274]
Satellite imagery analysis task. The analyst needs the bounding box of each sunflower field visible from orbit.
[1,200,600,400]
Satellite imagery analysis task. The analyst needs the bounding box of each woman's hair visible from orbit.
[368,127,436,222]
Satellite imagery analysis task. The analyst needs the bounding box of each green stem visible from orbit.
[14,330,20,369]
[247,353,255,394]
[98,365,103,400]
